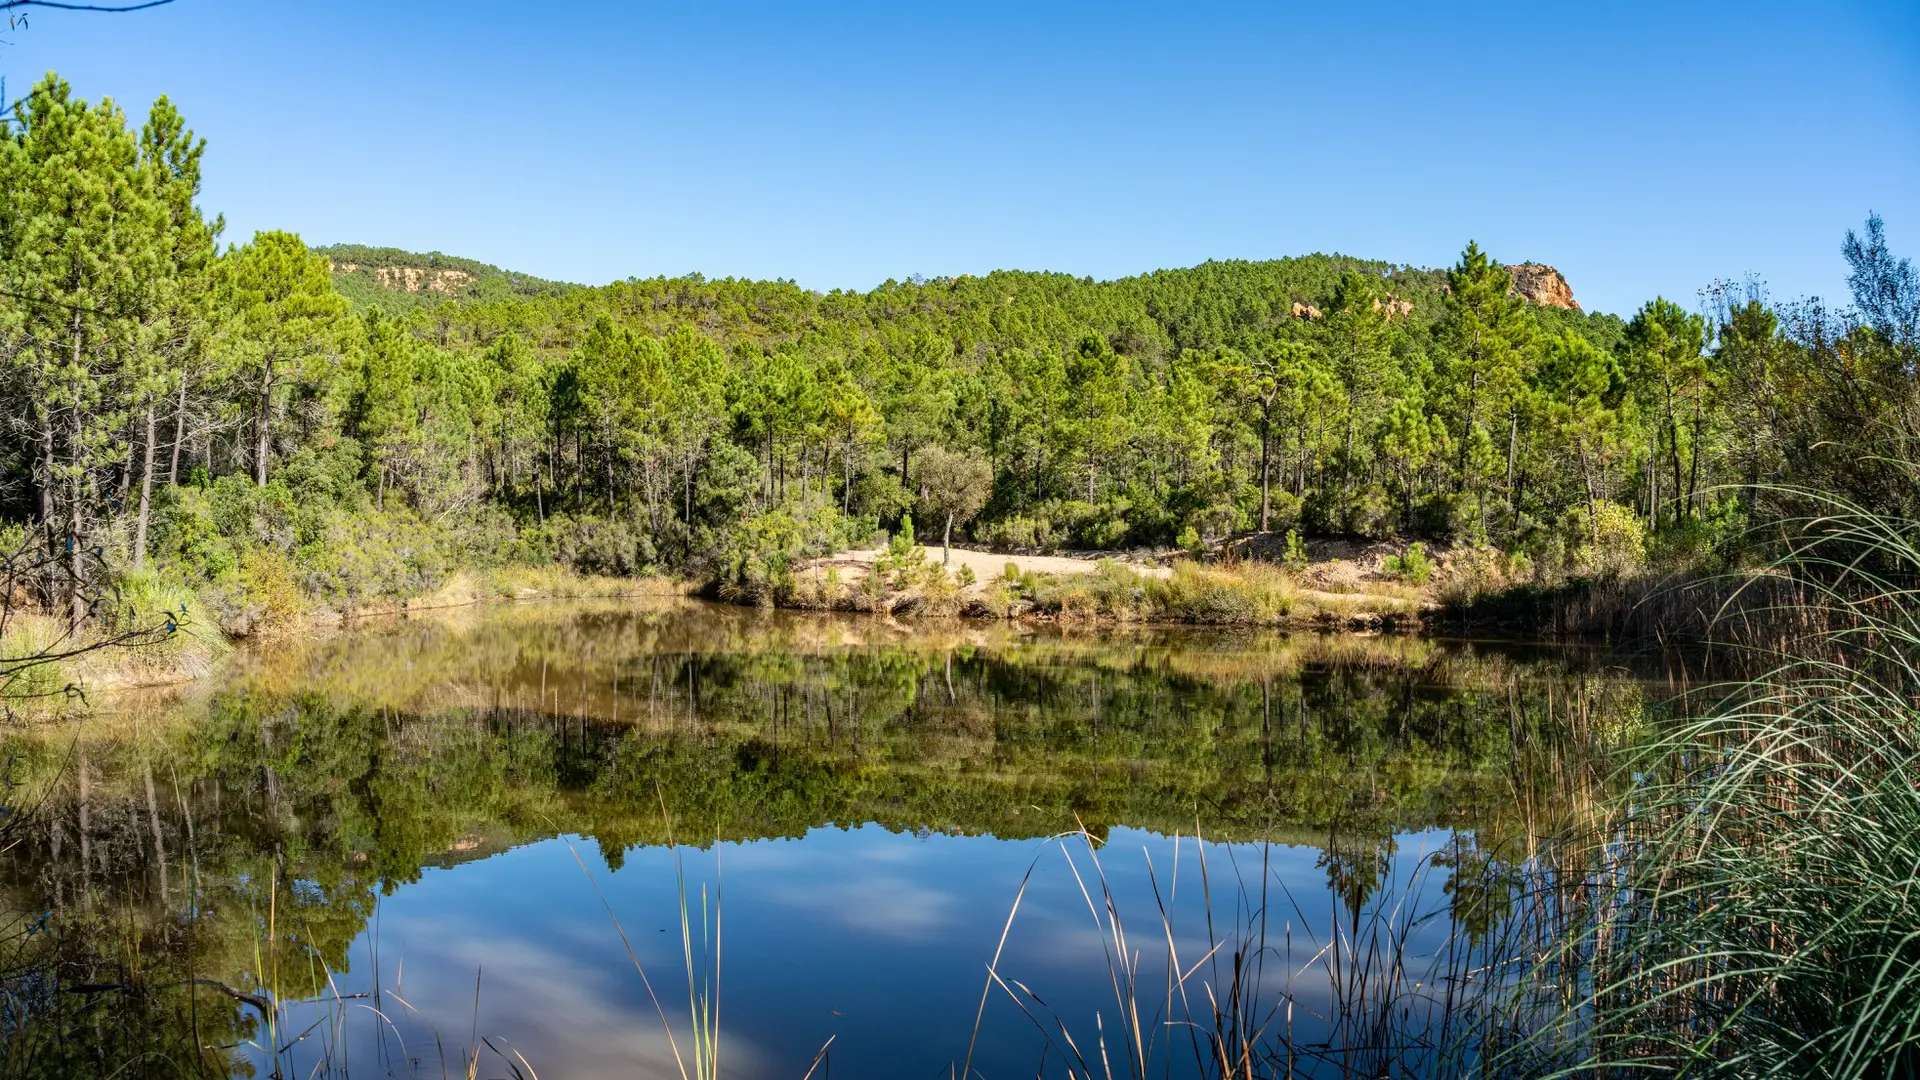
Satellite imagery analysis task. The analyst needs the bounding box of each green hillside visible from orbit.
[317,243,577,313]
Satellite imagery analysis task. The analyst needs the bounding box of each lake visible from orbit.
[0,599,1657,1079]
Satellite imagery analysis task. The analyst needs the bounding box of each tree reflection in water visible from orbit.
[0,601,1654,1079]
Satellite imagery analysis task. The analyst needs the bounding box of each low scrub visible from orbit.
[1145,561,1297,624]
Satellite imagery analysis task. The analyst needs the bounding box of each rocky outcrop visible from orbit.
[327,261,474,296]
[1506,264,1579,310]
[1371,296,1415,320]
[1290,300,1323,320]
[373,266,473,295]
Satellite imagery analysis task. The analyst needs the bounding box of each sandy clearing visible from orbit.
[808,546,1173,581]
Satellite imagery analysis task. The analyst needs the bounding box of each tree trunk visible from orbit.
[1456,368,1481,480]
[1259,403,1273,532]
[254,355,275,485]
[943,510,954,566]
[68,487,86,632]
[1687,406,1703,518]
[66,316,87,631]
[1577,440,1599,542]
[168,375,188,485]
[144,763,169,900]
[133,404,157,570]
[1647,432,1660,528]
[36,424,53,526]
[1505,409,1520,534]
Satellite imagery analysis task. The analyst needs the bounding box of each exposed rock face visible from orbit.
[328,260,473,295]
[1506,264,1579,310]
[1290,300,1323,319]
[1371,296,1415,320]
[372,266,473,295]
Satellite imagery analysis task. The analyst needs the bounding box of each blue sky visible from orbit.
[5,0,1915,314]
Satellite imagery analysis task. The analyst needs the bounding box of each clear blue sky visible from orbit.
[6,0,1916,314]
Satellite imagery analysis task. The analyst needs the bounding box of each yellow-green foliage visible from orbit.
[1383,542,1435,584]
[1565,501,1649,578]
[0,615,68,701]
[1145,561,1297,624]
[1018,561,1148,619]
[106,570,228,678]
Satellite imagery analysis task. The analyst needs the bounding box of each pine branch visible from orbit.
[2,1,175,12]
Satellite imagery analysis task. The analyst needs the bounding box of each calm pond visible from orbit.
[3,599,1660,1079]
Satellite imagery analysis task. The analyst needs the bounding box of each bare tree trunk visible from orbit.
[145,762,169,901]
[943,510,954,565]
[133,403,157,570]
[1648,432,1660,528]
[68,413,86,633]
[1505,409,1520,532]
[168,375,188,485]
[1259,405,1273,532]
[254,355,275,485]
[1577,440,1599,543]
[77,747,91,890]
[36,424,53,526]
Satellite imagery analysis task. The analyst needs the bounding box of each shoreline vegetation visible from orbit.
[4,68,1920,1077]
[5,72,1917,714]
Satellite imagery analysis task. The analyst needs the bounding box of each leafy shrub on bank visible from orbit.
[1562,501,1649,578]
[1384,542,1434,584]
[706,501,870,604]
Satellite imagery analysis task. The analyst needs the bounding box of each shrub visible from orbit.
[706,502,856,604]
[1144,561,1294,624]
[1024,562,1147,619]
[1282,529,1309,571]
[1562,501,1648,578]
[1435,542,1508,607]
[980,515,1055,552]
[1383,542,1434,584]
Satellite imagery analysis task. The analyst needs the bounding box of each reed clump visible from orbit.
[1513,495,1920,1076]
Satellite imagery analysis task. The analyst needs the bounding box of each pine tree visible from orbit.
[0,76,167,621]
[1439,243,1536,533]
[219,230,349,486]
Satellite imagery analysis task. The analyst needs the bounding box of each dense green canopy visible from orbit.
[2,73,1915,618]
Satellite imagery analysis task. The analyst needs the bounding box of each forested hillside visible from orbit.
[318,243,576,314]
[3,74,1916,628]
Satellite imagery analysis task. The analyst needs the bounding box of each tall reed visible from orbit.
[965,825,1586,1080]
[1512,494,1920,1076]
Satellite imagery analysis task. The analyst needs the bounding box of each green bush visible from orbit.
[1383,542,1434,584]
[1282,529,1309,571]
[1561,501,1648,578]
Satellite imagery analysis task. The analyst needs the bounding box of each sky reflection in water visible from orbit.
[291,824,1460,1080]
[9,602,1646,1079]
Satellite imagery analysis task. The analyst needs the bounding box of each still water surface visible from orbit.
[3,600,1651,1078]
